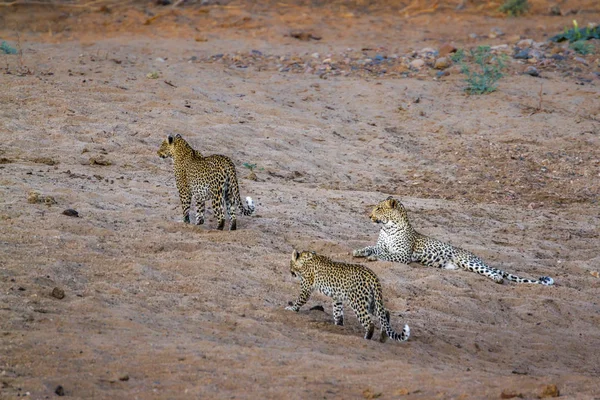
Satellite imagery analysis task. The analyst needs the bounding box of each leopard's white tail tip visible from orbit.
[403,324,410,340]
[540,276,554,286]
[246,196,254,208]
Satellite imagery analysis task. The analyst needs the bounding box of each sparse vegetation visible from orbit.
[243,162,257,172]
[498,0,529,16]
[454,46,508,95]
[570,40,594,55]
[550,20,600,43]
[0,41,18,55]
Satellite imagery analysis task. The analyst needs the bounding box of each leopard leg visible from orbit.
[196,200,205,225]
[352,246,376,258]
[180,191,192,224]
[350,297,374,340]
[225,193,237,231]
[211,189,225,230]
[379,310,391,343]
[285,280,311,312]
[333,301,344,326]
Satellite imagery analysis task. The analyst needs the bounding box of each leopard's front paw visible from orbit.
[367,255,379,262]
[285,304,299,312]
[353,248,371,257]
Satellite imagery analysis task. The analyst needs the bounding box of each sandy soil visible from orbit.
[1,1,599,398]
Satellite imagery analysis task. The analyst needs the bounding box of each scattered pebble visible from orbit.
[523,66,540,77]
[590,271,599,278]
[119,374,130,381]
[62,209,79,218]
[27,191,57,205]
[517,39,534,48]
[289,31,321,41]
[89,156,112,166]
[500,389,523,399]
[51,287,65,299]
[539,384,560,398]
[514,49,532,59]
[55,385,65,396]
[434,57,450,70]
[438,42,457,57]
[410,59,425,69]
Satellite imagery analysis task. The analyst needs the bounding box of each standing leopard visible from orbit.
[157,134,255,230]
[353,197,554,285]
[285,250,410,342]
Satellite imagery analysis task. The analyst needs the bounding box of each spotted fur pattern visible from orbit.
[158,134,255,230]
[286,250,410,342]
[353,197,554,286]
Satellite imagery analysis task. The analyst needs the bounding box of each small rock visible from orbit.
[468,33,478,39]
[489,27,505,38]
[55,385,65,396]
[436,70,449,78]
[438,42,457,57]
[51,287,65,299]
[591,271,599,278]
[517,39,534,48]
[311,52,320,59]
[574,56,588,66]
[500,389,522,399]
[62,209,79,217]
[549,5,561,15]
[523,66,539,77]
[119,374,129,381]
[309,305,325,312]
[514,49,531,59]
[434,57,450,69]
[27,191,57,205]
[89,156,112,166]
[289,31,321,41]
[540,384,560,398]
[410,59,425,69]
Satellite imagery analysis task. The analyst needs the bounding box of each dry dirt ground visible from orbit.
[1,1,600,399]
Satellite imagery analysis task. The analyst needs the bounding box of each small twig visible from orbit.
[163,80,177,88]
[537,83,543,111]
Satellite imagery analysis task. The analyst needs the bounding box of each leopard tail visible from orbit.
[230,173,255,216]
[374,282,410,342]
[500,270,554,286]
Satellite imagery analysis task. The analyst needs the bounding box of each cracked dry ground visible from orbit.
[1,2,599,399]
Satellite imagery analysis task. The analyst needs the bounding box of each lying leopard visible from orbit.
[157,134,255,230]
[286,250,410,342]
[353,197,554,285]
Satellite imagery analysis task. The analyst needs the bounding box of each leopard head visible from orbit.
[157,134,178,159]
[289,249,316,278]
[369,196,409,225]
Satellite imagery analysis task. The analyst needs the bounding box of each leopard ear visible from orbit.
[387,196,394,200]
[167,135,174,144]
[387,197,397,208]
[175,134,182,139]
[292,249,299,261]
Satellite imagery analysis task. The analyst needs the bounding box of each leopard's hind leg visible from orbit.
[210,188,226,230]
[349,296,375,340]
[333,301,344,326]
[224,176,237,231]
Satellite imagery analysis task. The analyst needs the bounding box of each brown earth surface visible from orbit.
[1,1,600,399]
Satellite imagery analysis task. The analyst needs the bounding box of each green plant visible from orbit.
[550,20,600,42]
[570,40,594,55]
[450,48,465,63]
[498,0,529,16]
[458,46,508,95]
[0,41,18,55]
[242,162,257,171]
